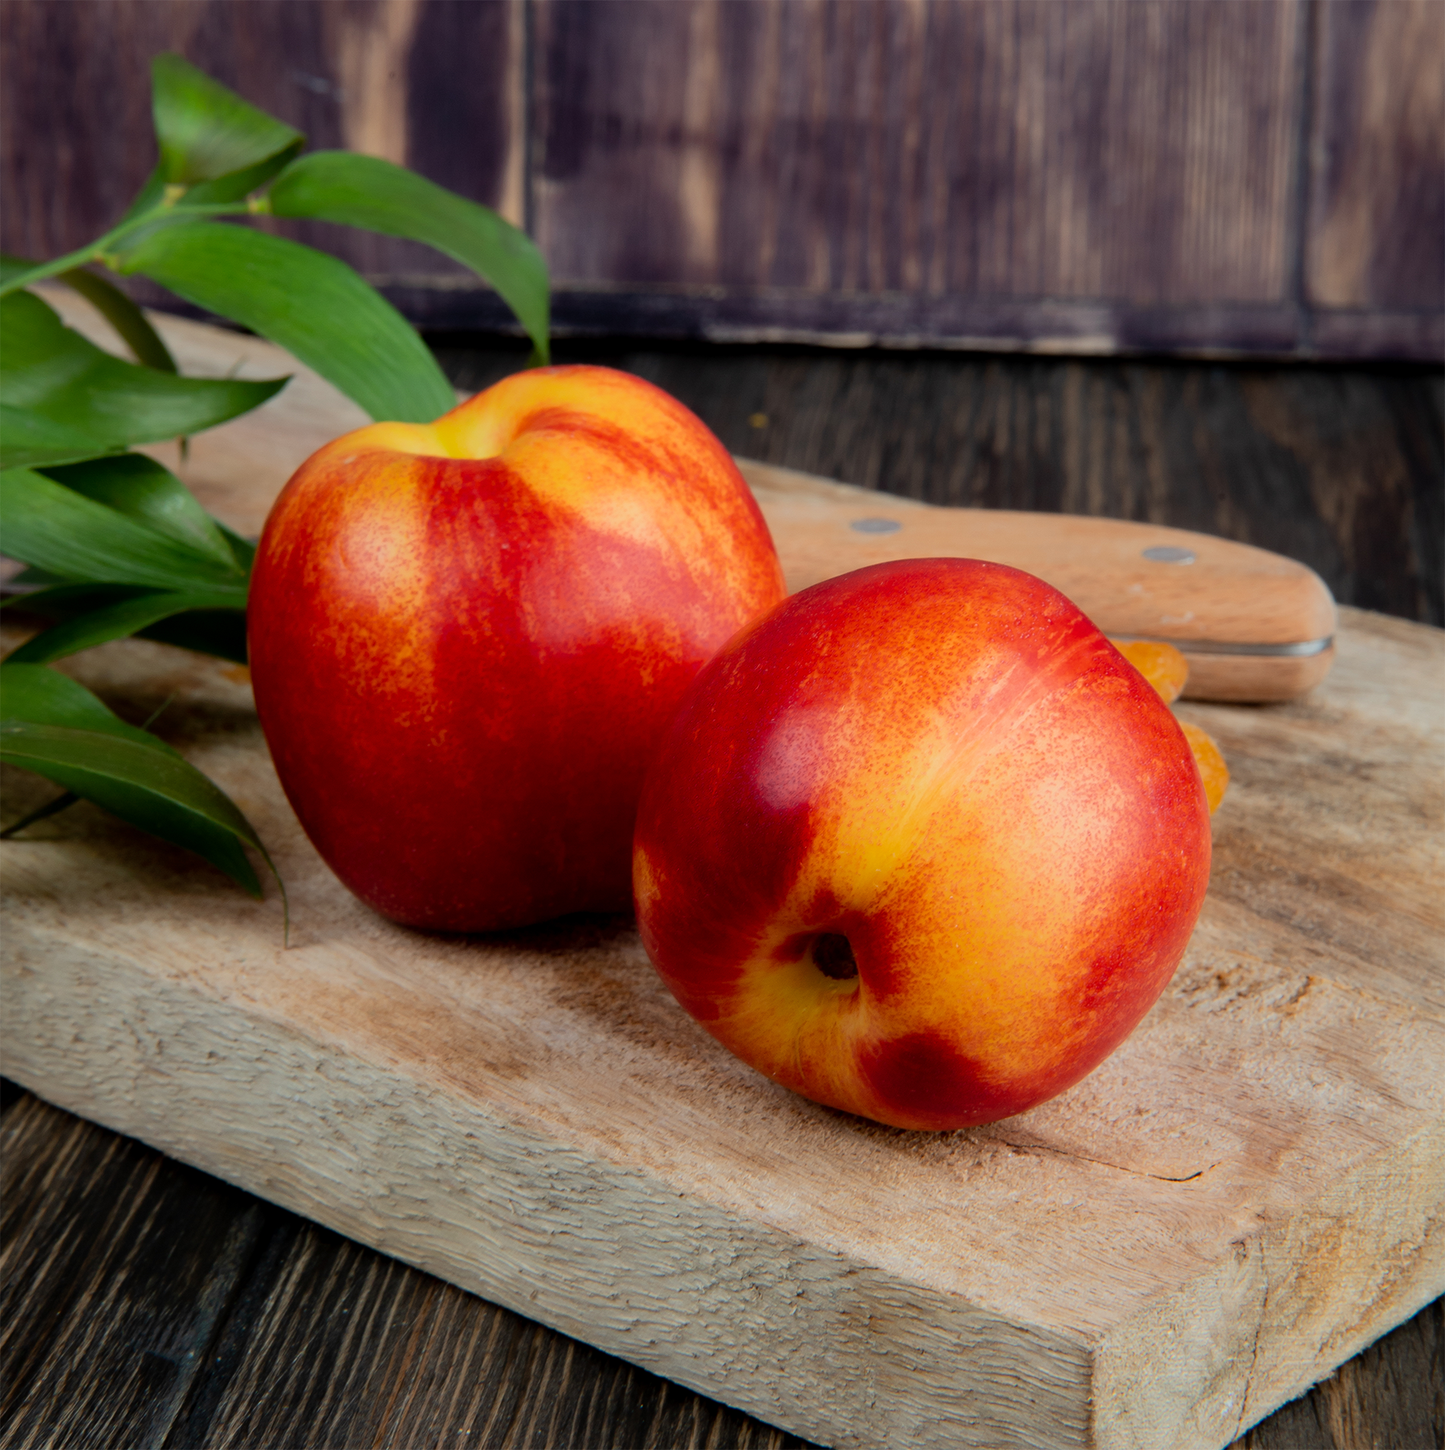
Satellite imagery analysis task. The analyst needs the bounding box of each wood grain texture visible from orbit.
[186,1213,811,1450]
[1235,1295,1443,1450]
[394,284,1445,364]
[1,603,1442,1449]
[532,0,1300,306]
[1306,0,1445,313]
[3,0,1442,358]
[0,1090,816,1450]
[0,0,522,287]
[2,1090,1440,1450]
[0,1095,272,1450]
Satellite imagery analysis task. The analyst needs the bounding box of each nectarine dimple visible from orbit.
[632,558,1213,1131]
[248,365,785,931]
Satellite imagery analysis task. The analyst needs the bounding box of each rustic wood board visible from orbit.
[5,0,1442,358]
[3,307,1444,1450]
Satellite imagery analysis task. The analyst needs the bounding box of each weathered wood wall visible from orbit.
[2,0,1441,359]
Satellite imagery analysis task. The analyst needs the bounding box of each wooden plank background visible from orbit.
[1,0,1441,360]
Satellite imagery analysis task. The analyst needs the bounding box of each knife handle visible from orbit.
[739,458,1336,704]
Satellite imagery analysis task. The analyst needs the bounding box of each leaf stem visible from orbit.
[1,789,79,838]
[0,201,253,299]
[1,242,117,296]
[141,694,176,731]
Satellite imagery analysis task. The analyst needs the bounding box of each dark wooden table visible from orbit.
[3,341,1442,1450]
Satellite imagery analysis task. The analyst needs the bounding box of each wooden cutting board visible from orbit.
[2,304,1442,1450]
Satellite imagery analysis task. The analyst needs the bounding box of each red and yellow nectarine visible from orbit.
[249,365,785,931]
[632,558,1213,1131]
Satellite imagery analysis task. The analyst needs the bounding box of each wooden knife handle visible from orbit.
[739,459,1337,703]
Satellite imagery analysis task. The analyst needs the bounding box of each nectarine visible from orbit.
[632,558,1212,1130]
[249,365,785,931]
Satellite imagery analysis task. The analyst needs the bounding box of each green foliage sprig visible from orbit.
[0,54,551,907]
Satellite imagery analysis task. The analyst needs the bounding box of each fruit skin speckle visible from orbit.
[633,558,1213,1132]
[1177,721,1230,814]
[1111,639,1229,814]
[248,365,785,932]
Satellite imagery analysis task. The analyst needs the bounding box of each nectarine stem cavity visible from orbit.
[813,933,858,980]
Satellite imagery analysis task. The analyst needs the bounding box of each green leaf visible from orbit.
[0,250,176,374]
[0,402,119,471]
[217,522,256,572]
[6,588,246,665]
[0,468,249,592]
[185,144,305,207]
[53,265,178,371]
[268,151,551,363]
[0,718,272,897]
[115,222,455,423]
[137,608,248,664]
[0,255,37,287]
[4,581,249,665]
[1,663,278,904]
[119,163,169,225]
[151,53,304,193]
[1,582,151,617]
[0,661,181,754]
[41,454,236,568]
[0,290,286,464]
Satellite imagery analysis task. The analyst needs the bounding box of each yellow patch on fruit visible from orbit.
[704,639,1175,1102]
[327,374,778,619]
